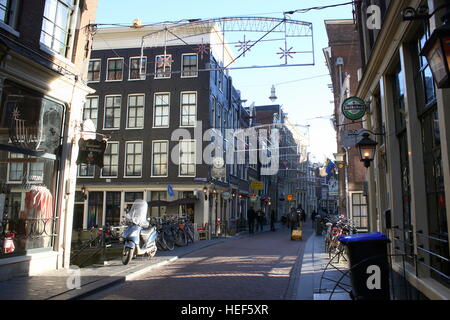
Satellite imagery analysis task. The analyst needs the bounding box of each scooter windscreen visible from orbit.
[126,199,149,227]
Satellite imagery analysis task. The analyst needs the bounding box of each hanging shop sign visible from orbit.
[341,129,365,148]
[287,194,293,201]
[250,194,258,202]
[250,181,264,191]
[76,138,107,168]
[342,97,366,121]
[222,192,231,200]
[212,167,226,179]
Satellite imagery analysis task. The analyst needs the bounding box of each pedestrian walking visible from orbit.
[270,209,276,232]
[311,210,317,227]
[256,209,264,232]
[288,207,300,231]
[247,207,256,234]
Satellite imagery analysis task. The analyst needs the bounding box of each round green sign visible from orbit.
[342,97,366,121]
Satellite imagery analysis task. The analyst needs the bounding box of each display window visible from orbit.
[0,81,64,258]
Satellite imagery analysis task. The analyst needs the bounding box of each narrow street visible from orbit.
[86,226,312,300]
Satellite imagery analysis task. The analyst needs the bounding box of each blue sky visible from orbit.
[94,0,354,162]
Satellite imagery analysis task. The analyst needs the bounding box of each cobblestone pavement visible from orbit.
[86,226,312,300]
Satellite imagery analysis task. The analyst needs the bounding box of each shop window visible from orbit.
[73,191,84,230]
[124,192,143,212]
[413,30,449,286]
[87,191,103,228]
[105,191,120,226]
[0,80,64,258]
[149,191,166,217]
[40,0,76,57]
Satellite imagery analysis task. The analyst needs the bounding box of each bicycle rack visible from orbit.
[318,249,352,299]
[318,252,415,300]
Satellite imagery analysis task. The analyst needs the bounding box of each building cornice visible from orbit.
[356,0,422,98]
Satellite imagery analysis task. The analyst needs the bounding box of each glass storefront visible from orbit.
[0,80,64,258]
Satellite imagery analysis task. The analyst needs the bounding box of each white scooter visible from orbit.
[121,199,158,265]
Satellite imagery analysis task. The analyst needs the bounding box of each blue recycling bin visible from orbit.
[339,232,391,300]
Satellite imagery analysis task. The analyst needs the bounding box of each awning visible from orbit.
[148,197,198,207]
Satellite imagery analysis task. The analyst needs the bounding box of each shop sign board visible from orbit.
[76,138,107,168]
[287,194,293,201]
[341,129,365,148]
[222,192,231,200]
[212,167,226,179]
[250,181,264,190]
[250,194,258,202]
[342,97,366,121]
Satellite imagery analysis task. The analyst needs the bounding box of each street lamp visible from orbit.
[421,20,450,88]
[203,186,208,201]
[356,133,378,168]
[403,5,450,88]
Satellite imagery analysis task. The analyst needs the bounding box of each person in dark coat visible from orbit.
[289,207,300,231]
[256,209,264,232]
[270,209,276,232]
[247,207,256,234]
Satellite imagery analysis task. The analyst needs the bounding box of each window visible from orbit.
[102,142,119,177]
[0,0,20,29]
[129,56,147,80]
[218,67,224,91]
[105,192,121,226]
[211,96,216,128]
[40,0,75,56]
[179,140,196,176]
[0,80,63,259]
[155,54,172,79]
[88,60,101,82]
[83,96,98,129]
[153,93,170,127]
[78,163,94,177]
[125,142,142,177]
[180,92,197,127]
[149,191,166,217]
[106,58,124,81]
[351,193,368,229]
[124,192,143,211]
[413,30,449,286]
[7,152,24,182]
[104,95,121,129]
[393,64,414,262]
[127,94,144,129]
[88,191,103,228]
[152,141,168,177]
[181,54,198,78]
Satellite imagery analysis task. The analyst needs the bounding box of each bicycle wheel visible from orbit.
[175,229,188,246]
[163,229,175,251]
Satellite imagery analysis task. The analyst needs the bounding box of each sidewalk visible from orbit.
[0,226,271,300]
[296,229,352,300]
